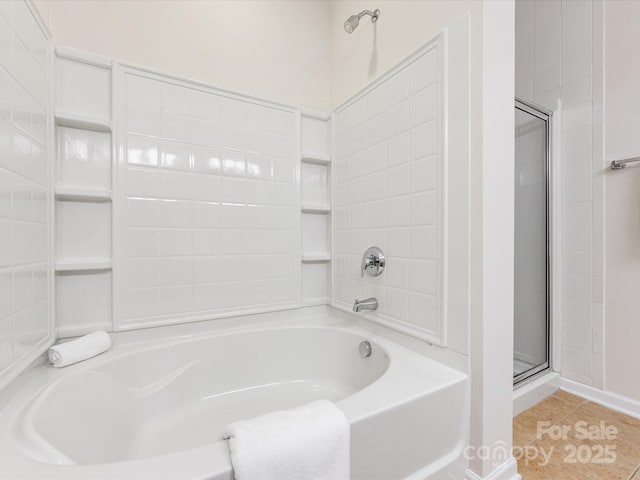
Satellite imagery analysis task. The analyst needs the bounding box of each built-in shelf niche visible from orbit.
[56,47,112,122]
[300,112,331,305]
[301,161,329,207]
[302,262,330,306]
[55,200,112,261]
[54,48,114,337]
[302,212,329,253]
[56,126,111,191]
[56,270,112,337]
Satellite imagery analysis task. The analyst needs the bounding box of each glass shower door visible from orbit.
[514,100,550,384]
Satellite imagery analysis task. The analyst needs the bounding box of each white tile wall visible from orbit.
[333,42,444,343]
[117,71,299,328]
[516,0,604,387]
[0,1,51,382]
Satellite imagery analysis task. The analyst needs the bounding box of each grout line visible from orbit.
[515,393,588,449]
[528,402,585,445]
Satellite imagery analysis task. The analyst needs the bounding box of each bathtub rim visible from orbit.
[9,323,394,466]
[0,305,469,479]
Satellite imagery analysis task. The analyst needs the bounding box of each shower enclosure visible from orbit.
[513,99,551,385]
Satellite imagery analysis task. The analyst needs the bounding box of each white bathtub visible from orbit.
[0,307,468,479]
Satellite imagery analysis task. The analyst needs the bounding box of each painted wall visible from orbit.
[604,0,640,402]
[329,1,481,107]
[515,0,605,388]
[0,0,52,389]
[33,0,331,111]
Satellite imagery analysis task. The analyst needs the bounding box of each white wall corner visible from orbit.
[469,0,516,477]
[466,457,521,480]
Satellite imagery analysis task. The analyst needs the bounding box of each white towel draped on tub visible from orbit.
[223,400,350,480]
[48,331,112,368]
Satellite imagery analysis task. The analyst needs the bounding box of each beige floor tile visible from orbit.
[557,402,640,480]
[513,389,587,450]
[516,435,589,480]
[514,392,640,480]
[517,457,589,480]
[518,425,621,480]
[524,390,587,424]
[514,410,544,450]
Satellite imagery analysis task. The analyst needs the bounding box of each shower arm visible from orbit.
[357,9,380,23]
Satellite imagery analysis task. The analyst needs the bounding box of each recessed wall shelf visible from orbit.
[301,253,331,263]
[300,113,331,307]
[55,111,112,132]
[301,204,331,214]
[55,187,112,202]
[301,153,331,165]
[55,259,112,272]
[54,50,114,338]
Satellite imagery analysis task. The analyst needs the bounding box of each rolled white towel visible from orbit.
[223,400,350,480]
[48,331,112,368]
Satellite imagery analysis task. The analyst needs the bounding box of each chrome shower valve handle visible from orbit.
[360,247,385,278]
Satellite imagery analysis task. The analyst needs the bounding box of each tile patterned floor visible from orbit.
[514,390,640,479]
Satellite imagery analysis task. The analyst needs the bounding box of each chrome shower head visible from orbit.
[344,9,380,34]
[344,14,360,33]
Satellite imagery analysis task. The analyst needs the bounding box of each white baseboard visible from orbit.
[560,377,640,419]
[466,457,521,480]
[513,371,560,415]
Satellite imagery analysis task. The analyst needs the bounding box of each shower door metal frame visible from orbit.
[513,98,552,386]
